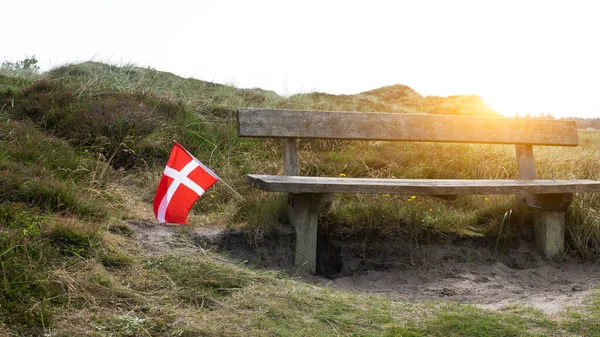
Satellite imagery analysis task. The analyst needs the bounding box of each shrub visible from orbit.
[9,80,200,169]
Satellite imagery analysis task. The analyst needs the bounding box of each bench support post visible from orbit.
[515,144,536,206]
[288,193,333,274]
[282,138,299,176]
[534,210,565,258]
[515,144,569,258]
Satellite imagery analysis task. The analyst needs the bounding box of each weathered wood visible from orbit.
[288,193,332,274]
[534,211,565,258]
[247,175,600,195]
[515,145,536,179]
[238,109,579,146]
[516,144,538,205]
[282,138,299,176]
[239,108,592,269]
[526,193,574,212]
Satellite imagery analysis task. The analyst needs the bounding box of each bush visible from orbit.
[1,55,40,72]
[8,80,198,169]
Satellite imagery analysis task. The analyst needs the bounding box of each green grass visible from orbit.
[75,250,593,337]
[65,252,556,336]
[3,60,600,335]
[40,249,600,336]
[0,114,112,218]
[0,204,63,331]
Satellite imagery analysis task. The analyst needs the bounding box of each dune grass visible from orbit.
[42,232,600,336]
[2,61,600,335]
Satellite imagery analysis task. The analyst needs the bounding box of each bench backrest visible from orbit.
[237,108,579,146]
[237,108,579,178]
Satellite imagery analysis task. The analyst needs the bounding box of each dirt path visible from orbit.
[321,250,600,314]
[127,220,600,315]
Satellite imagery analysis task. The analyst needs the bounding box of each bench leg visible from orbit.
[533,211,565,258]
[288,193,333,274]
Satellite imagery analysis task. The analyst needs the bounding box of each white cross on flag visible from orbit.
[153,142,219,224]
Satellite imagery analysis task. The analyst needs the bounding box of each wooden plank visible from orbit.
[515,145,536,179]
[282,138,299,176]
[526,193,573,212]
[288,193,332,274]
[515,144,537,205]
[534,211,565,258]
[237,109,579,146]
[247,175,600,195]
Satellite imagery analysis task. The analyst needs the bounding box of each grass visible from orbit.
[2,60,600,335]
[49,245,598,336]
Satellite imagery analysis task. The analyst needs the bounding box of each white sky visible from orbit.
[4,0,600,118]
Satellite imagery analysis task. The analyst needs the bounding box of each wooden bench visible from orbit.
[237,108,600,273]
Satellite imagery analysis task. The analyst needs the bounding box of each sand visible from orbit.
[128,220,600,314]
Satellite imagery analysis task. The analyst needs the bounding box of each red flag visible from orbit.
[153,142,219,224]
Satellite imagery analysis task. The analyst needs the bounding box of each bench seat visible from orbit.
[247,174,600,195]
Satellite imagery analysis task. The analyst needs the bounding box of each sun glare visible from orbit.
[484,92,570,119]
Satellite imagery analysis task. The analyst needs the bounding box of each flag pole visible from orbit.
[218,178,246,202]
[172,140,246,202]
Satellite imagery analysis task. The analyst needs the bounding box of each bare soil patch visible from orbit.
[319,243,600,314]
[127,220,600,314]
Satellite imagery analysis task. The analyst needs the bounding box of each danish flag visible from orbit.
[153,142,219,224]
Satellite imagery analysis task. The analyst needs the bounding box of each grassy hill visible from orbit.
[2,61,600,335]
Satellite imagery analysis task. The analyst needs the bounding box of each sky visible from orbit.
[4,0,600,118]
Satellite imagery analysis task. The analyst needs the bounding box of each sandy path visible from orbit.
[127,220,600,314]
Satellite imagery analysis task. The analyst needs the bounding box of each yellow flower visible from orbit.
[484,197,489,201]
[429,208,433,212]
[210,194,215,198]
[411,195,417,199]
[385,194,390,197]
[339,173,346,177]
